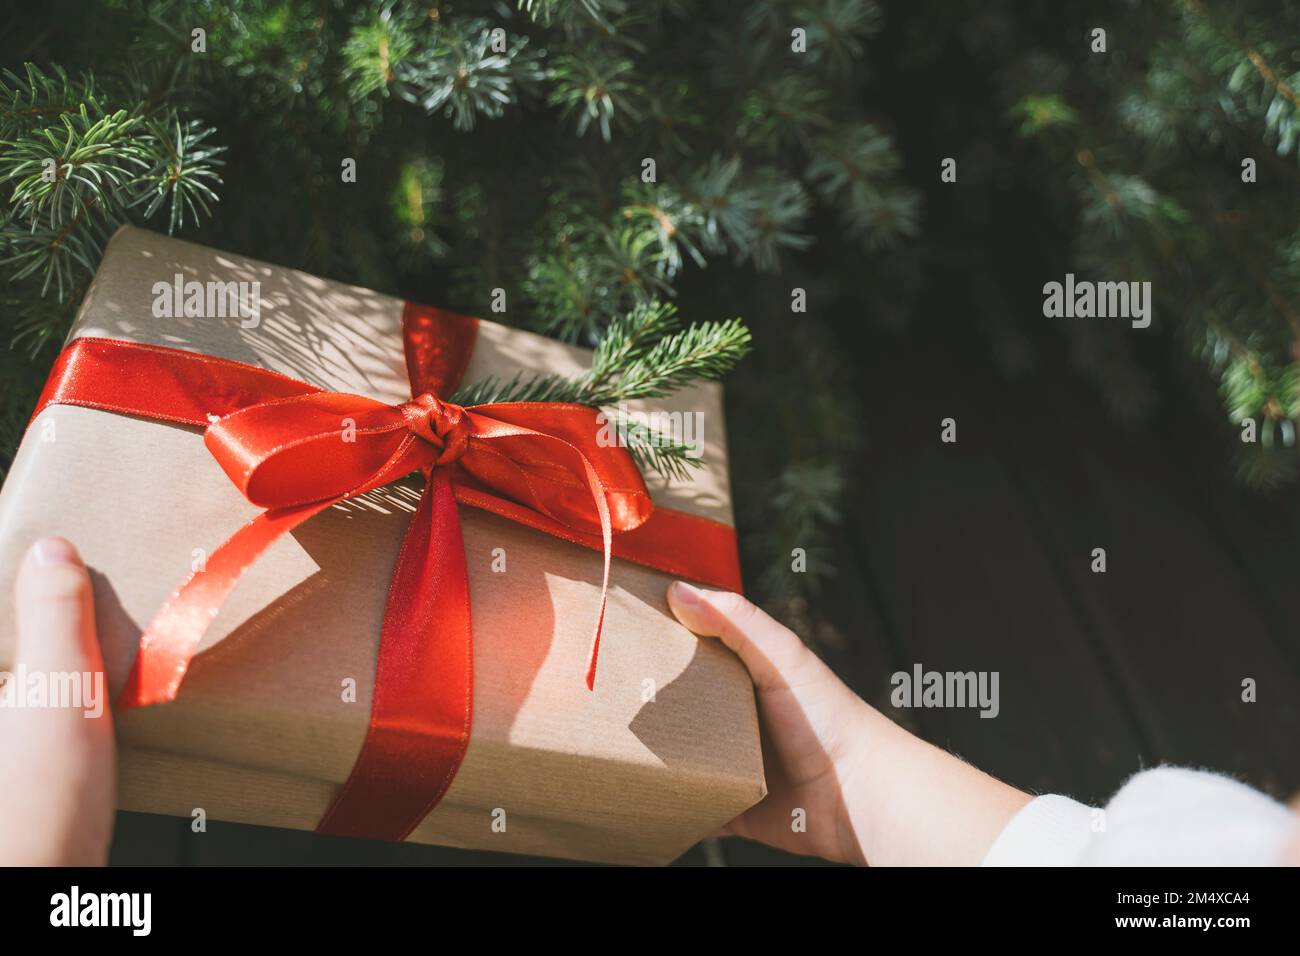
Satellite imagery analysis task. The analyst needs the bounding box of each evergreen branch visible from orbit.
[129,116,225,234]
[343,13,419,102]
[450,368,583,406]
[807,122,921,250]
[588,299,680,378]
[1010,94,1080,136]
[682,156,813,270]
[0,106,146,229]
[1233,440,1300,490]
[619,182,707,275]
[681,155,748,254]
[520,0,625,33]
[449,303,750,479]
[10,280,85,356]
[1181,0,1300,159]
[452,300,687,406]
[0,201,109,299]
[390,156,450,264]
[606,412,703,483]
[753,459,845,600]
[546,51,644,141]
[0,64,98,139]
[0,60,222,351]
[730,172,813,271]
[585,314,751,404]
[1184,0,1299,109]
[345,11,543,129]
[797,0,883,74]
[738,70,832,148]
[522,219,673,341]
[404,21,543,131]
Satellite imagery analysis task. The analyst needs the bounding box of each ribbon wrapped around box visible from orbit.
[0,226,765,864]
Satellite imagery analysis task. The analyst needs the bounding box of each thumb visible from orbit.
[666,581,830,691]
[1,537,115,865]
[14,538,102,677]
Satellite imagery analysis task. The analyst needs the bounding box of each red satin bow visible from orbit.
[192,385,652,685]
[31,303,741,841]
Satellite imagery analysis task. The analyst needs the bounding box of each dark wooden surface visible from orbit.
[837,316,1300,808]
[109,297,1300,867]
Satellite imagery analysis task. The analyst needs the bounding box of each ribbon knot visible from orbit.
[399,392,469,466]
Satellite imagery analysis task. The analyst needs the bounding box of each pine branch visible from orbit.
[394,20,544,131]
[797,0,883,74]
[1182,0,1300,160]
[453,300,686,406]
[619,182,707,276]
[522,215,672,341]
[0,60,223,346]
[546,50,644,141]
[739,70,832,148]
[0,208,109,300]
[1,106,145,229]
[807,122,921,251]
[450,302,750,479]
[589,299,680,377]
[129,115,224,234]
[681,156,814,271]
[452,299,748,468]
[606,411,703,483]
[520,0,624,33]
[0,270,86,357]
[1185,0,1300,110]
[343,13,418,102]
[450,369,583,406]
[589,315,751,402]
[0,64,98,140]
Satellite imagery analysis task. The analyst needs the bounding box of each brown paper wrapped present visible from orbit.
[0,225,765,865]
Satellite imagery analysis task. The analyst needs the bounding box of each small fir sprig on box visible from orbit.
[453,300,751,482]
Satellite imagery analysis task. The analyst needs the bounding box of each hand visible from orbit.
[0,538,115,865]
[668,582,1030,866]
[667,581,874,863]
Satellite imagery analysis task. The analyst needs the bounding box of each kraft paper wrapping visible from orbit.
[0,226,765,865]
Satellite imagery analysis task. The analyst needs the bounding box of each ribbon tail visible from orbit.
[315,467,474,841]
[581,456,614,692]
[455,411,620,692]
[117,499,336,709]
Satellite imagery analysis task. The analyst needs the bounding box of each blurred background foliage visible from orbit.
[2,0,1298,644]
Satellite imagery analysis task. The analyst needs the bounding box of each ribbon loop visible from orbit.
[203,391,427,509]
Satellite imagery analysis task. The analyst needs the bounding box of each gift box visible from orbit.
[0,225,765,865]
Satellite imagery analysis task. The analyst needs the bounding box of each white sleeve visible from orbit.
[981,766,1295,866]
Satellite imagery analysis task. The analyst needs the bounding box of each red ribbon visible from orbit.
[31,304,741,841]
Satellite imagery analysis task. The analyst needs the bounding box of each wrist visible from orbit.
[832,697,893,866]
[838,701,1030,866]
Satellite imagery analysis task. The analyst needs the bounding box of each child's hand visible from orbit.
[667,581,875,864]
[668,582,1030,866]
[0,538,115,865]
